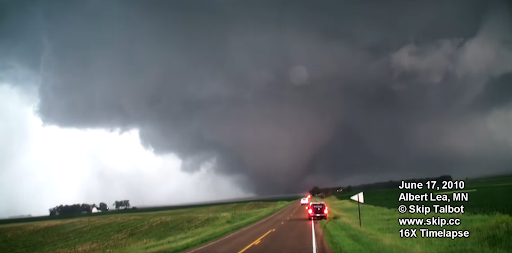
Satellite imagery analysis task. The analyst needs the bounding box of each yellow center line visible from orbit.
[236,229,273,253]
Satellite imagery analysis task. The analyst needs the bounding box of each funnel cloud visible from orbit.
[1,0,512,195]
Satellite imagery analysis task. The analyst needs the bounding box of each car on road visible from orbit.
[307,202,328,220]
[300,198,309,205]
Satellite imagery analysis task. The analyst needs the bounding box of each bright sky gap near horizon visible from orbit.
[0,85,253,217]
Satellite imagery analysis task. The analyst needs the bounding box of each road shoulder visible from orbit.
[315,219,334,253]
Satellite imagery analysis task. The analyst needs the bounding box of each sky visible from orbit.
[0,84,252,217]
[1,0,512,217]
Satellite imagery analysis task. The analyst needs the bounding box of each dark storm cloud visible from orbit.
[1,0,512,194]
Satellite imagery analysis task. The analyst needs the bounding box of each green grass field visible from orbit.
[318,175,512,253]
[0,201,291,253]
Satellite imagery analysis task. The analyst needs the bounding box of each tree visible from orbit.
[309,186,321,196]
[346,185,352,192]
[99,202,109,212]
[48,203,97,216]
[113,200,131,210]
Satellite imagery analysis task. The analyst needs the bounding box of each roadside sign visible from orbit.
[350,192,364,227]
[350,192,364,203]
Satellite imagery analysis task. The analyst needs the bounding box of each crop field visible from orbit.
[0,201,290,253]
[340,174,512,216]
[319,175,512,253]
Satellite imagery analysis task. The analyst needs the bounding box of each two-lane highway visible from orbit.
[184,202,333,253]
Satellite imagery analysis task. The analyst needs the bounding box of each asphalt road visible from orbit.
[183,202,333,253]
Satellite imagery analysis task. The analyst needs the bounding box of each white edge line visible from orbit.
[311,219,317,253]
[184,203,292,253]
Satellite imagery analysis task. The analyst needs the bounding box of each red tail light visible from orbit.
[324,209,328,214]
[308,209,313,214]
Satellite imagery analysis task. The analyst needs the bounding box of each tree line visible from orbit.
[49,200,132,216]
[309,186,350,198]
[309,175,453,198]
